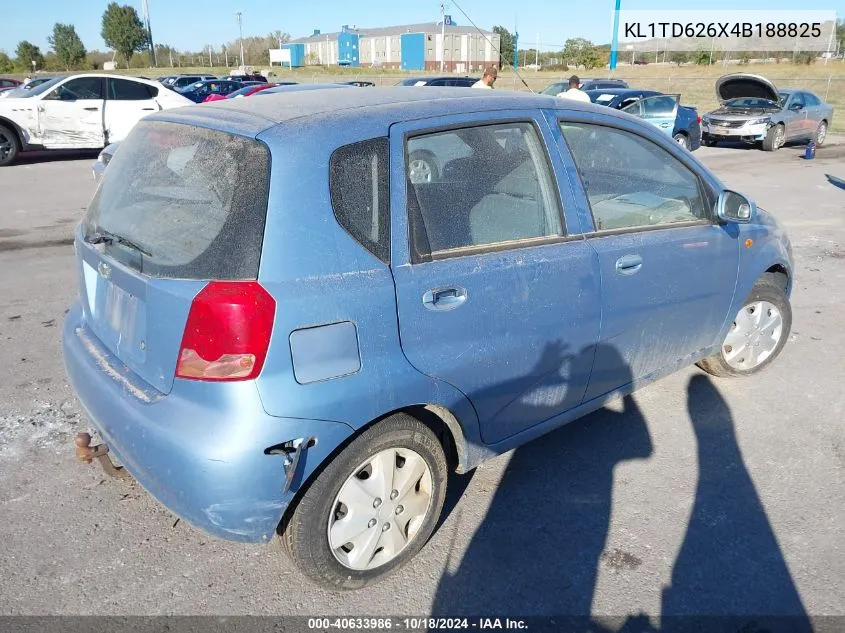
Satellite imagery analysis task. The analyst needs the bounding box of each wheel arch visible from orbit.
[0,116,26,151]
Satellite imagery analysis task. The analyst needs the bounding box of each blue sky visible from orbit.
[2,0,842,54]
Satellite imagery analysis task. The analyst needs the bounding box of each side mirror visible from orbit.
[717,190,754,223]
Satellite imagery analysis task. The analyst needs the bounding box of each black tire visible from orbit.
[762,124,784,152]
[697,274,792,378]
[0,124,20,167]
[280,413,448,590]
[814,120,828,147]
[408,151,439,184]
[673,132,689,150]
[702,135,718,147]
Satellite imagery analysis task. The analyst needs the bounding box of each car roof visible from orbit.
[584,88,648,96]
[51,73,165,90]
[149,86,623,137]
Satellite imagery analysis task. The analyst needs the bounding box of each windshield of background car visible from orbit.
[17,76,63,98]
[82,120,271,280]
[542,83,566,95]
[725,97,780,109]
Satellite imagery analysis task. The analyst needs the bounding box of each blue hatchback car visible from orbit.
[64,88,793,589]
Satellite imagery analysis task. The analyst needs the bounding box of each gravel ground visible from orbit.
[0,140,843,622]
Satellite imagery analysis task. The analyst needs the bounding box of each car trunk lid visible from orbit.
[77,119,272,394]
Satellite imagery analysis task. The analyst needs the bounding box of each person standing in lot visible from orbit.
[558,75,591,102]
[473,66,498,89]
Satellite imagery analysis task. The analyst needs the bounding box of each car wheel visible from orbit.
[0,124,20,167]
[408,151,439,185]
[697,274,791,378]
[673,132,689,150]
[762,124,784,152]
[702,135,718,147]
[280,413,448,590]
[814,120,827,146]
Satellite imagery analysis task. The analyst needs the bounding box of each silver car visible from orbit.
[701,73,833,151]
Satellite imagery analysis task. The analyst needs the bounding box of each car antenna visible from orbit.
[448,0,535,93]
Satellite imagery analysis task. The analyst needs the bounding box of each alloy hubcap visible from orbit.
[328,448,433,571]
[722,300,783,371]
[0,134,10,160]
[409,159,433,184]
[775,128,784,147]
[817,123,826,144]
[675,135,687,148]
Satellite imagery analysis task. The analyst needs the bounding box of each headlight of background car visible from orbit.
[748,118,770,126]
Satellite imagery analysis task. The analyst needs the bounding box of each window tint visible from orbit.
[804,92,821,106]
[790,93,805,107]
[329,138,390,263]
[108,78,155,100]
[49,77,104,100]
[561,123,708,232]
[640,95,677,118]
[407,122,563,261]
[82,121,271,279]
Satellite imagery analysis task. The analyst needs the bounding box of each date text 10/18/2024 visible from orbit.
[307,618,529,630]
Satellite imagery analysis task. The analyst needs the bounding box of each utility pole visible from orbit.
[236,11,245,68]
[440,3,446,73]
[142,0,156,66]
[610,0,621,70]
[709,37,715,65]
[513,19,519,70]
[824,20,835,65]
[208,45,213,67]
[535,32,539,67]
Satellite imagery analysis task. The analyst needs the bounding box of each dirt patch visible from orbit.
[0,400,83,459]
[601,548,643,572]
[0,237,74,253]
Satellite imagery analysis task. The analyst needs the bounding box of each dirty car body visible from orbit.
[701,73,834,147]
[63,88,794,574]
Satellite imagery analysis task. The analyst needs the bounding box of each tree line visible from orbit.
[490,21,845,71]
[0,2,290,74]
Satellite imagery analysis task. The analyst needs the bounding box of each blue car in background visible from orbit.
[586,88,702,151]
[177,79,244,103]
[65,88,792,590]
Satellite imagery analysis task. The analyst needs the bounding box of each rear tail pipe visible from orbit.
[74,432,131,480]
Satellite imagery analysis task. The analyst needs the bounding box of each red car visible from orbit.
[0,78,22,92]
[203,83,278,103]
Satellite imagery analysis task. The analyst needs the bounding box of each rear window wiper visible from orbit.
[85,230,152,257]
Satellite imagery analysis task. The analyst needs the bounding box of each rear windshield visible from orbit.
[82,120,271,280]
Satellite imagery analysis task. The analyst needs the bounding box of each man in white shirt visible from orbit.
[472,66,497,89]
[558,75,591,103]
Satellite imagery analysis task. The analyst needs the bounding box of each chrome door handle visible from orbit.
[422,286,467,311]
[615,254,643,275]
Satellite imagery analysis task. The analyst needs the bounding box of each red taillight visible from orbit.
[697,116,702,123]
[176,281,276,382]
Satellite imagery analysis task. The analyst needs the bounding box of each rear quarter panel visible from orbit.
[253,115,482,455]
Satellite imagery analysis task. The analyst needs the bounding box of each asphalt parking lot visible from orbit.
[1,139,844,621]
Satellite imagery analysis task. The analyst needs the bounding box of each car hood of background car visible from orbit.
[715,73,779,104]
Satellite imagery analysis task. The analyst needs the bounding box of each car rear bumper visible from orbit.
[62,303,354,543]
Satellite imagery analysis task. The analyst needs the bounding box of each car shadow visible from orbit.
[431,347,811,632]
[15,149,101,165]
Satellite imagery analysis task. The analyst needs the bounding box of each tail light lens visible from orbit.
[697,116,702,123]
[176,281,276,381]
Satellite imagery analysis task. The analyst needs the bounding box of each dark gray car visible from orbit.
[701,73,834,151]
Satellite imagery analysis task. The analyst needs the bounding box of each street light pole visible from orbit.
[440,3,445,73]
[610,0,621,70]
[236,11,245,69]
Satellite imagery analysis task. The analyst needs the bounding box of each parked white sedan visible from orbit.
[0,73,191,166]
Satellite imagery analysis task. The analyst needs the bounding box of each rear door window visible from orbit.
[108,78,156,100]
[406,122,563,261]
[82,120,271,279]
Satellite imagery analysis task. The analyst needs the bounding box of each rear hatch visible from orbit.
[78,119,272,394]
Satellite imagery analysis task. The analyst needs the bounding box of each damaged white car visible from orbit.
[0,74,191,166]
